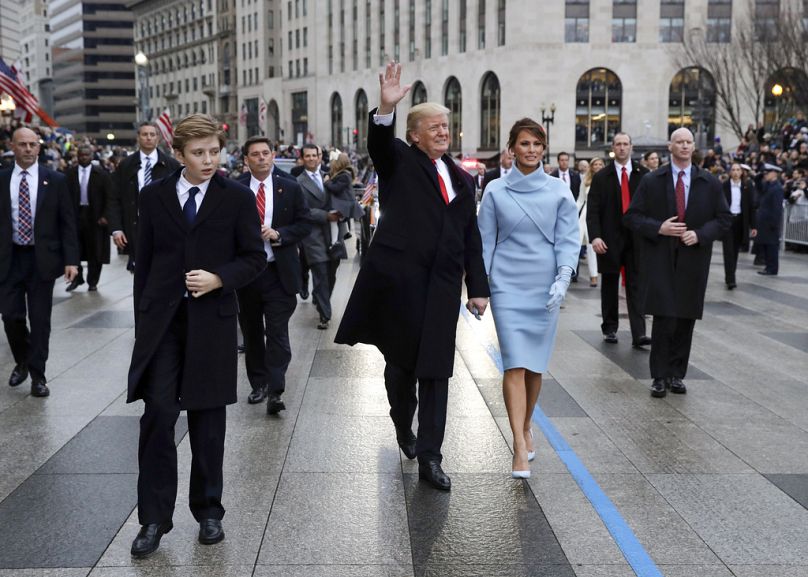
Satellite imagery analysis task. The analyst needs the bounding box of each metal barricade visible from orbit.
[783,203,808,247]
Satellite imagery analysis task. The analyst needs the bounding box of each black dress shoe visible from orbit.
[65,276,85,292]
[757,270,777,276]
[668,377,687,394]
[267,392,286,415]
[726,283,737,290]
[30,378,50,398]
[632,336,652,349]
[317,318,329,330]
[650,378,667,398]
[88,285,98,291]
[237,344,246,354]
[300,287,309,300]
[130,521,173,558]
[418,460,451,491]
[603,332,618,344]
[198,519,225,545]
[247,386,267,404]
[8,364,28,387]
[395,426,417,460]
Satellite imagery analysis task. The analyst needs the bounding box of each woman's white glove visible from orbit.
[546,266,574,312]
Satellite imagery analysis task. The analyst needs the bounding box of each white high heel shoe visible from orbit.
[527,428,535,462]
[511,450,531,479]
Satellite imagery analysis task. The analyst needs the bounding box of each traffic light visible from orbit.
[221,122,230,135]
[352,128,358,144]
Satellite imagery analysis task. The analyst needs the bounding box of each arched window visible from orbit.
[191,51,197,66]
[355,89,368,151]
[575,68,622,149]
[444,77,462,152]
[200,49,206,64]
[764,67,808,132]
[411,81,427,106]
[331,92,343,148]
[480,72,500,151]
[668,67,717,146]
[268,99,280,142]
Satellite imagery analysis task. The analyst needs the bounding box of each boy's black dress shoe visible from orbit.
[603,332,618,344]
[8,364,28,387]
[650,378,667,398]
[632,336,652,349]
[668,377,687,394]
[247,386,267,404]
[30,378,49,398]
[267,392,285,414]
[65,276,85,292]
[395,426,417,460]
[418,460,451,491]
[130,521,173,558]
[198,519,225,544]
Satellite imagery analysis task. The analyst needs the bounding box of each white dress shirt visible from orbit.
[614,159,633,183]
[79,165,91,205]
[500,166,511,178]
[671,164,692,207]
[176,170,209,213]
[10,163,39,245]
[729,180,742,214]
[250,174,275,261]
[138,150,158,191]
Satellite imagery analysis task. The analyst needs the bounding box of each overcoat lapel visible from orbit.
[156,172,186,230]
[36,168,49,213]
[411,145,446,207]
[271,174,286,226]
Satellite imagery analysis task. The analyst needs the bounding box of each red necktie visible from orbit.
[256,182,266,222]
[620,167,630,214]
[675,170,686,223]
[432,160,450,205]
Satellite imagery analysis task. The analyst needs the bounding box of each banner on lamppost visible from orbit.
[156,108,173,145]
[258,96,267,136]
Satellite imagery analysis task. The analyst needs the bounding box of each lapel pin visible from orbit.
[278,187,283,194]
[43,180,48,185]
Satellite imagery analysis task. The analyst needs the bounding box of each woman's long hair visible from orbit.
[584,157,605,187]
[329,152,355,179]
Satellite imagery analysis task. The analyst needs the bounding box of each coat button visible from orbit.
[168,300,176,307]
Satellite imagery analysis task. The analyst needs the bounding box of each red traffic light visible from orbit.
[352,128,358,135]
[222,123,230,133]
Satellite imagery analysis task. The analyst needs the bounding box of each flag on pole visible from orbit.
[258,96,267,135]
[239,101,248,127]
[360,182,376,206]
[0,57,58,128]
[155,108,173,145]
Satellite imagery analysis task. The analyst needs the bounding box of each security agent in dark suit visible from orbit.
[107,121,180,270]
[481,149,514,195]
[65,145,113,291]
[721,163,757,288]
[126,115,266,558]
[0,128,79,398]
[586,133,650,347]
[335,63,490,491]
[624,128,730,398]
[236,136,311,412]
[550,151,581,200]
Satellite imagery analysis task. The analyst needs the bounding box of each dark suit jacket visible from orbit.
[126,170,266,410]
[108,149,180,261]
[334,110,490,378]
[624,165,730,319]
[481,167,502,195]
[754,180,784,245]
[722,178,756,251]
[237,172,312,294]
[586,161,649,274]
[550,169,582,200]
[0,164,79,283]
[66,164,113,264]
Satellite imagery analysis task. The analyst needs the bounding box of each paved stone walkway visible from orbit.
[0,240,807,577]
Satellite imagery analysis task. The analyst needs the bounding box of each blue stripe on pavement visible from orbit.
[460,307,663,577]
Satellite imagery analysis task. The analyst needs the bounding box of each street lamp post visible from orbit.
[135,51,151,123]
[540,103,556,164]
[771,83,784,132]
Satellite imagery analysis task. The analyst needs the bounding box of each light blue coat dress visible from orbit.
[478,165,580,373]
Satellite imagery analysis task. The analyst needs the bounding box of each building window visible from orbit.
[409,0,416,61]
[292,91,308,142]
[612,0,637,42]
[575,68,622,148]
[659,0,684,42]
[352,0,358,69]
[497,0,505,45]
[412,81,427,105]
[331,92,343,147]
[445,77,462,152]
[459,0,467,52]
[425,0,432,58]
[478,0,485,48]
[355,89,368,151]
[366,1,372,67]
[669,67,717,145]
[480,72,500,150]
[441,0,449,55]
[380,1,386,65]
[565,0,589,42]
[706,0,731,42]
[394,0,400,61]
[764,67,808,131]
[755,0,779,40]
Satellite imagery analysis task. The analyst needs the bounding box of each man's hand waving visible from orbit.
[378,62,411,115]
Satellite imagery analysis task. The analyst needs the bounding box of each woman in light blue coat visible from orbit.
[477,118,580,478]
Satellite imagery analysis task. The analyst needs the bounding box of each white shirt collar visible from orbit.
[178,170,211,196]
[13,163,38,178]
[250,174,272,190]
[140,150,157,164]
[615,159,633,174]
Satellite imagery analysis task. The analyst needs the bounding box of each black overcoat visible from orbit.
[66,164,112,264]
[624,165,731,320]
[334,111,490,378]
[586,161,648,274]
[753,180,783,245]
[126,170,266,410]
[722,178,757,251]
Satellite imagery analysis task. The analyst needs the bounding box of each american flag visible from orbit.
[155,108,173,145]
[0,57,58,127]
[361,182,376,206]
[258,96,267,136]
[239,101,248,127]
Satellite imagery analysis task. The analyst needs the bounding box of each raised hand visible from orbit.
[378,61,411,115]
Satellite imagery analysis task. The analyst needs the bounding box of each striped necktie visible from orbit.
[143,156,152,188]
[18,170,33,245]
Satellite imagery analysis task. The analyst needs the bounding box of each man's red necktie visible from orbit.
[675,170,686,223]
[256,181,266,222]
[620,166,630,214]
[432,160,450,205]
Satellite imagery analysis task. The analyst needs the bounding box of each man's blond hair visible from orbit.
[406,102,450,144]
[172,114,226,153]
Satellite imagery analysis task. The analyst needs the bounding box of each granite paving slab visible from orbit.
[702,301,760,316]
[0,570,90,577]
[415,565,576,577]
[737,283,808,311]
[89,566,255,577]
[309,349,386,378]
[762,331,808,353]
[727,566,808,577]
[254,566,414,577]
[70,311,136,329]
[764,474,808,510]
